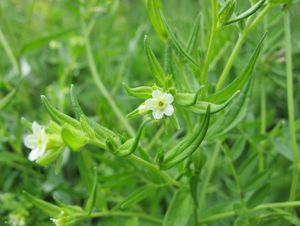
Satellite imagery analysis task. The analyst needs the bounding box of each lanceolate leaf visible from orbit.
[160,106,210,170]
[187,13,201,56]
[163,188,193,226]
[23,191,61,217]
[224,0,266,26]
[119,184,156,209]
[41,95,79,128]
[85,168,98,215]
[207,80,253,138]
[207,33,266,103]
[187,90,239,114]
[116,119,150,157]
[160,11,201,69]
[0,88,17,110]
[147,0,168,40]
[144,35,166,87]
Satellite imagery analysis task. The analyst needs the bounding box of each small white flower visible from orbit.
[24,122,48,161]
[145,90,174,119]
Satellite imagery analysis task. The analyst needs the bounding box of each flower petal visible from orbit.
[24,135,37,149]
[152,110,164,119]
[164,93,174,104]
[28,148,43,161]
[164,105,174,116]
[32,121,43,135]
[152,90,163,98]
[145,98,155,110]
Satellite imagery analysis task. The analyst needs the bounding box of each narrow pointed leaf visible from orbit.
[160,11,201,69]
[161,106,210,169]
[41,95,79,128]
[163,188,193,226]
[144,35,166,87]
[70,84,84,119]
[23,191,61,217]
[224,0,266,26]
[85,168,98,215]
[147,0,168,40]
[0,88,17,110]
[208,33,266,103]
[187,13,201,55]
[175,87,203,106]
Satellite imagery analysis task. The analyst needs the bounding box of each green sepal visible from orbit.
[80,116,96,139]
[224,0,266,26]
[36,146,64,166]
[209,33,266,102]
[126,108,140,119]
[41,95,80,128]
[70,84,84,119]
[144,35,167,88]
[22,191,61,217]
[160,106,210,170]
[175,87,203,106]
[61,126,89,151]
[123,83,152,99]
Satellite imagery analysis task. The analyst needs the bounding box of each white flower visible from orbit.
[145,90,174,119]
[24,122,48,161]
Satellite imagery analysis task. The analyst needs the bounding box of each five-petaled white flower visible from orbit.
[145,90,174,119]
[24,122,48,161]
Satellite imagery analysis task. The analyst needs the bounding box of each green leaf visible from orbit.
[163,188,193,226]
[147,0,168,40]
[123,84,152,99]
[61,126,89,151]
[144,35,167,87]
[208,33,266,103]
[187,90,239,114]
[85,168,98,215]
[241,170,270,192]
[0,88,17,110]
[224,0,266,26]
[41,95,80,128]
[118,184,156,209]
[116,119,150,157]
[187,13,201,56]
[218,0,236,25]
[160,11,201,69]
[23,191,61,217]
[160,106,210,170]
[207,80,253,138]
[246,183,270,208]
[21,27,76,53]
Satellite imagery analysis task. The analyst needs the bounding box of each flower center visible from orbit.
[156,100,166,110]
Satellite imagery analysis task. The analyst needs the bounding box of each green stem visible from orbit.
[81,21,135,137]
[198,142,221,212]
[0,27,20,75]
[216,4,271,91]
[284,7,299,202]
[199,201,300,224]
[200,0,218,94]
[129,154,181,188]
[89,211,162,224]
